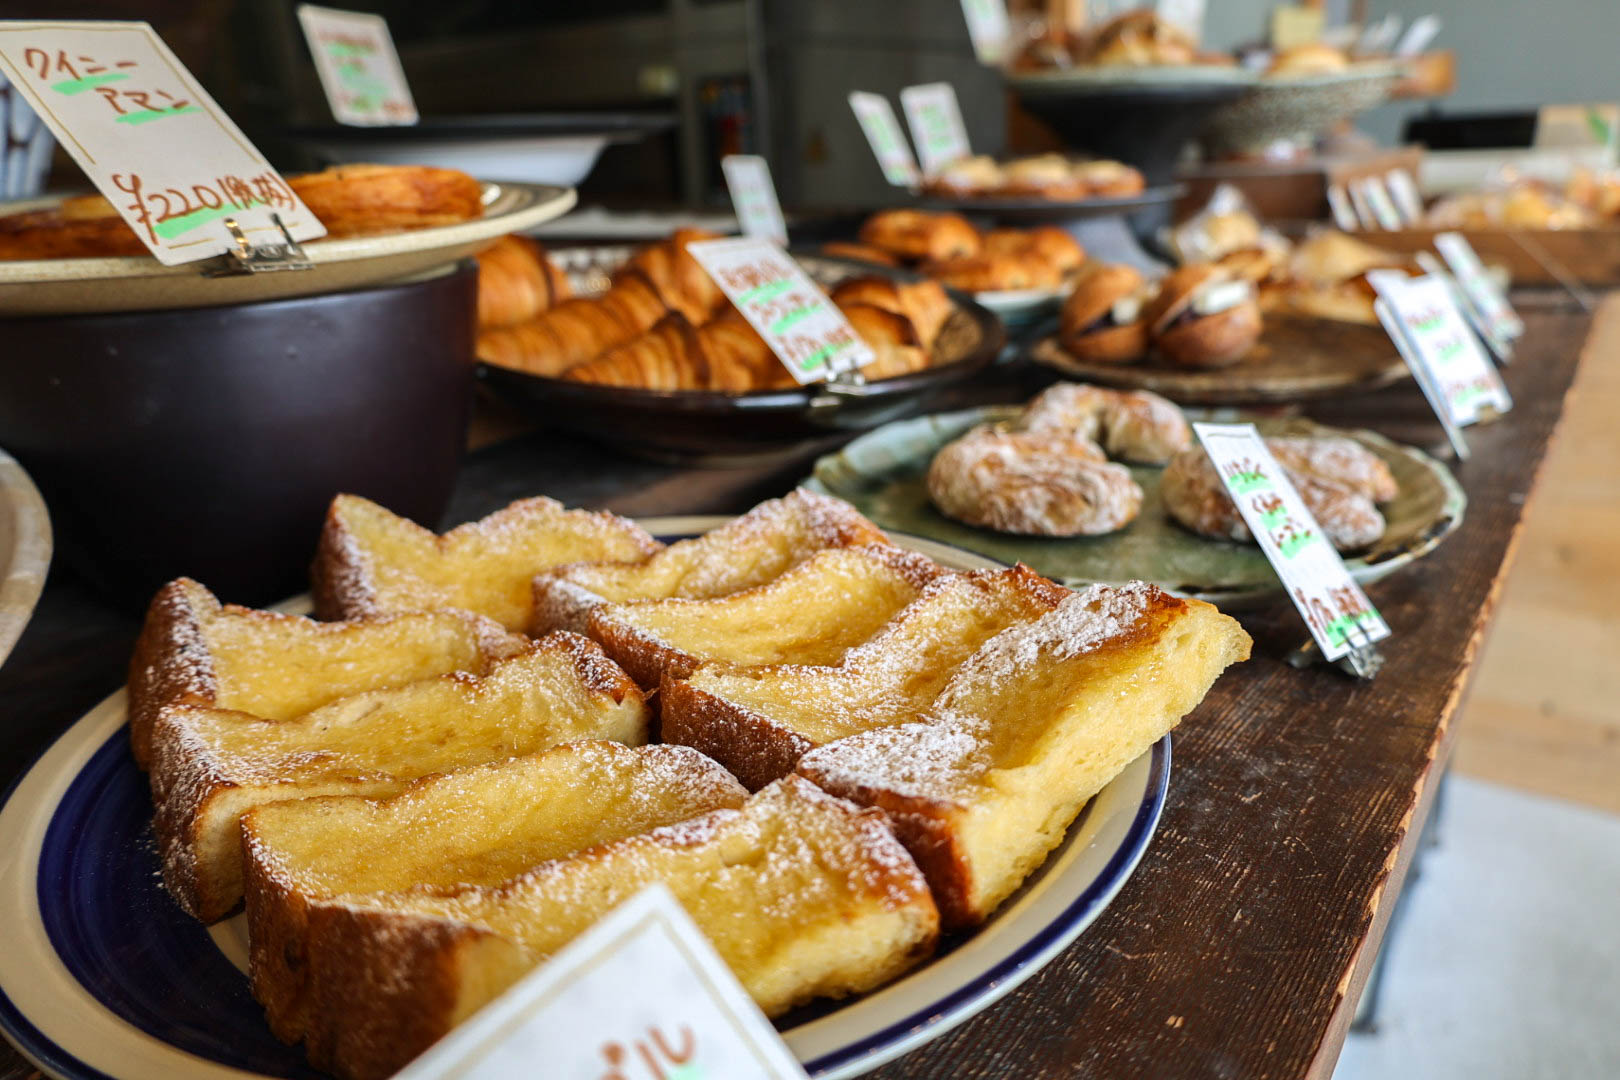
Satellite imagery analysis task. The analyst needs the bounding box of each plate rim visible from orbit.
[0,447,52,668]
[0,519,1169,1079]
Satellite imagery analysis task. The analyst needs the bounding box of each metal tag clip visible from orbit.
[1286,612,1385,680]
[201,214,313,277]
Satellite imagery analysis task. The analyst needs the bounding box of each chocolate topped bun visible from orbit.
[1059,264,1151,364]
[1147,264,1262,369]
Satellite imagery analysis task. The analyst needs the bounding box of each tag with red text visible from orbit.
[1193,422,1391,663]
[1434,231,1524,357]
[1370,272,1511,424]
[686,236,873,384]
[900,82,971,177]
[297,4,418,127]
[721,154,787,245]
[0,21,325,265]
[848,91,920,187]
[395,886,808,1080]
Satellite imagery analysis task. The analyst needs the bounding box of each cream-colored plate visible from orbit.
[0,446,51,669]
[0,181,576,316]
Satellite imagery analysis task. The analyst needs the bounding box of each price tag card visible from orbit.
[297,4,417,127]
[721,154,787,244]
[1345,180,1378,230]
[1326,183,1359,231]
[686,236,874,384]
[900,82,971,177]
[1371,272,1511,426]
[1385,168,1425,225]
[1157,0,1208,40]
[1356,176,1404,230]
[1435,230,1525,345]
[848,91,920,187]
[0,21,325,265]
[960,0,1012,64]
[395,886,808,1080]
[1193,423,1391,663]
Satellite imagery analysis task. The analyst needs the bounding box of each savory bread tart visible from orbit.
[531,488,889,635]
[127,577,521,770]
[287,777,938,1080]
[311,494,660,630]
[148,632,648,922]
[243,741,746,1044]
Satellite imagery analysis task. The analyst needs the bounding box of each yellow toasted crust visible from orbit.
[243,741,746,1045]
[530,489,888,636]
[310,493,661,630]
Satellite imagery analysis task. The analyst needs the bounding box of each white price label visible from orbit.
[848,91,919,187]
[960,0,1012,63]
[0,21,325,265]
[1435,231,1525,348]
[1156,0,1207,40]
[1193,423,1392,663]
[1345,180,1378,230]
[1385,168,1424,225]
[721,154,787,245]
[297,5,417,127]
[395,886,808,1080]
[1372,272,1511,428]
[900,82,971,177]
[1357,176,1404,230]
[1326,184,1359,231]
[686,236,874,385]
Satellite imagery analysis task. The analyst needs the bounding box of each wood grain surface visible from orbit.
[0,299,1595,1080]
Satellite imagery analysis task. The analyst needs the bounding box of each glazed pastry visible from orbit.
[920,252,1064,292]
[927,424,1143,536]
[1146,264,1262,369]
[1072,159,1147,197]
[1059,263,1151,364]
[477,271,668,377]
[475,236,571,329]
[1019,382,1191,465]
[839,302,933,380]
[820,241,900,267]
[1160,435,1395,551]
[565,310,789,392]
[858,209,982,262]
[613,227,728,324]
[982,226,1086,273]
[926,155,1009,195]
[829,276,953,350]
[1001,154,1088,199]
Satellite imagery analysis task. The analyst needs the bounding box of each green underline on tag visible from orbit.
[801,338,855,371]
[51,72,130,95]
[115,106,202,126]
[667,1064,705,1080]
[1258,506,1287,529]
[154,204,238,239]
[739,278,793,305]
[1278,532,1315,558]
[324,41,375,57]
[1324,611,1375,648]
[1227,472,1268,495]
[770,304,820,335]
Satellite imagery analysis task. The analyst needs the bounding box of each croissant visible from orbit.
[614,227,728,323]
[828,276,952,350]
[478,271,667,376]
[565,311,792,393]
[919,252,1064,292]
[475,236,571,329]
[837,301,931,380]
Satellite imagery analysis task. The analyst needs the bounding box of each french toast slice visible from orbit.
[311,494,662,630]
[127,577,522,771]
[242,741,747,1044]
[293,776,938,1080]
[662,565,1071,790]
[530,488,889,635]
[586,543,950,689]
[149,632,648,922]
[797,582,1251,928]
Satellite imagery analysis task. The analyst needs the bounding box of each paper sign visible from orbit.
[297,5,417,127]
[1371,272,1511,427]
[1394,13,1441,57]
[395,886,808,1080]
[848,91,920,187]
[1326,184,1359,231]
[960,0,1012,64]
[1356,176,1403,230]
[721,154,787,245]
[1345,180,1377,230]
[1157,0,1207,40]
[1194,422,1391,663]
[0,21,325,265]
[900,82,971,177]
[1435,231,1525,348]
[687,236,874,384]
[1385,168,1424,224]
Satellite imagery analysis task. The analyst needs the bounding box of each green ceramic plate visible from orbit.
[806,405,1466,607]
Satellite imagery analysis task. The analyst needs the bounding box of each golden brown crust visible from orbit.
[982,226,1086,273]
[1061,263,1146,329]
[858,209,982,262]
[919,252,1064,292]
[475,235,570,329]
[1155,300,1263,368]
[821,241,900,267]
[659,675,818,791]
[127,578,221,771]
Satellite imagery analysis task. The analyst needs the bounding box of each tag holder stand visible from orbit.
[1373,297,1471,462]
[1286,612,1386,680]
[199,213,313,277]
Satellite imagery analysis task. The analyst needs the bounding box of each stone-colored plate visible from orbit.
[0,446,51,667]
[0,181,575,316]
[1031,314,1411,405]
[806,405,1465,607]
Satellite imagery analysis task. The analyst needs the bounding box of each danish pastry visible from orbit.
[919,251,1064,292]
[821,240,900,267]
[927,424,1143,536]
[828,276,954,349]
[982,225,1087,273]
[858,208,982,262]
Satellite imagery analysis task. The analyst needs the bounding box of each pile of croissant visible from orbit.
[825,210,1087,293]
[474,229,953,392]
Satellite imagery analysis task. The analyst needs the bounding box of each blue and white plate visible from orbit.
[0,520,1169,1080]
